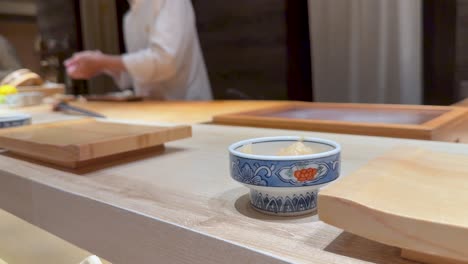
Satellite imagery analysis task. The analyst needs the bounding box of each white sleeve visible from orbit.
[122,0,194,85]
[111,71,132,90]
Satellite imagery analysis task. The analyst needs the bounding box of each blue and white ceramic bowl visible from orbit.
[229,136,341,216]
[0,113,31,129]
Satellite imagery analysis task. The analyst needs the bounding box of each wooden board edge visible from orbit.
[3,144,167,170]
[165,125,192,141]
[213,115,432,140]
[214,102,459,120]
[430,109,468,143]
[422,107,468,128]
[212,104,297,119]
[401,249,468,264]
[76,125,192,160]
[0,119,96,163]
[0,136,81,162]
[296,102,458,111]
[317,194,468,262]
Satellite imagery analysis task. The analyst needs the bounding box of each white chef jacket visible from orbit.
[117,0,212,100]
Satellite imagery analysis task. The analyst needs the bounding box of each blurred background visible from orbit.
[0,0,465,105]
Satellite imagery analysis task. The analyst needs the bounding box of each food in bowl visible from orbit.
[229,136,341,216]
[277,139,318,156]
[239,143,253,154]
[239,138,319,156]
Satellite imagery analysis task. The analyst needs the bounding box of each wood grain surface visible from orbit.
[319,147,468,263]
[401,249,467,264]
[2,100,288,125]
[0,119,191,168]
[0,209,110,264]
[2,122,468,264]
[67,100,289,124]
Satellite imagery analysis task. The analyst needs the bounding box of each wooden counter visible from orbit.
[0,100,286,263]
[10,100,288,124]
[2,119,468,264]
[0,210,110,264]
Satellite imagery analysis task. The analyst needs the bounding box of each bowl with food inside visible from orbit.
[229,136,341,216]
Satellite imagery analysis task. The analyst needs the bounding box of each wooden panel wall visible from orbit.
[192,0,288,100]
[423,0,457,105]
[456,0,468,99]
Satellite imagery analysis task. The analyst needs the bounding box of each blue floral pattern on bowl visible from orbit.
[230,154,340,187]
[229,136,341,216]
[250,189,317,215]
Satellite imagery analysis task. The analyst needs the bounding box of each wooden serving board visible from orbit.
[17,83,65,97]
[0,119,191,168]
[213,102,468,142]
[318,147,468,264]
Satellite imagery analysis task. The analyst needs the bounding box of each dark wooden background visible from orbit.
[28,0,468,104]
[423,0,468,105]
[192,0,312,101]
[456,0,468,102]
[192,0,288,100]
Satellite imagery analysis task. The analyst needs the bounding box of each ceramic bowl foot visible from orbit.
[248,188,318,216]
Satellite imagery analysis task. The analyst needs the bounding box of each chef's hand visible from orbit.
[65,51,104,80]
[65,51,126,80]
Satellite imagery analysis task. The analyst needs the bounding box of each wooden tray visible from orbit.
[318,147,468,264]
[17,83,65,97]
[213,102,468,142]
[0,119,191,168]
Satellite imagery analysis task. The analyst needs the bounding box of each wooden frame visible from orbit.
[213,102,468,142]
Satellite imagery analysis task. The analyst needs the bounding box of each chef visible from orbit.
[64,0,212,100]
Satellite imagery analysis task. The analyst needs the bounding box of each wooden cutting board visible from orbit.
[0,119,191,168]
[318,147,468,264]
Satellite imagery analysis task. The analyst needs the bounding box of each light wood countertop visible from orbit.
[0,210,110,264]
[9,100,288,124]
[0,100,287,263]
[1,117,467,263]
